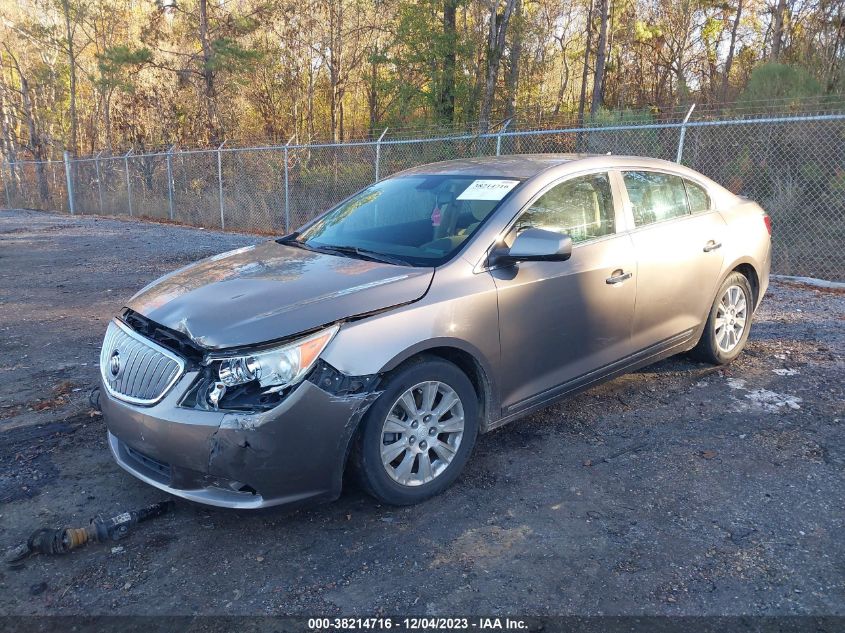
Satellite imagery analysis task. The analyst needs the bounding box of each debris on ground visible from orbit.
[4,500,172,566]
[30,381,77,412]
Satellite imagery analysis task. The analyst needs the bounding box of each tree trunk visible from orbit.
[307,17,315,143]
[104,89,113,153]
[327,0,344,142]
[771,0,787,60]
[437,0,458,123]
[339,96,345,142]
[721,0,743,102]
[553,38,570,116]
[590,0,609,116]
[504,0,522,122]
[577,0,594,125]
[198,0,221,144]
[826,5,845,90]
[481,0,518,132]
[3,47,48,200]
[479,0,518,133]
[0,78,19,194]
[23,78,49,200]
[368,43,379,134]
[61,0,78,156]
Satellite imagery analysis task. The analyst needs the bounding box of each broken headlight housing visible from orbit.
[200,325,339,409]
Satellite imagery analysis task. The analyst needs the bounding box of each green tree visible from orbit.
[737,63,824,110]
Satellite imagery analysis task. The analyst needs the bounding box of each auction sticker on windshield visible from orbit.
[456,179,520,200]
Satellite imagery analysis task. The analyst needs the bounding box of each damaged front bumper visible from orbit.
[102,368,380,509]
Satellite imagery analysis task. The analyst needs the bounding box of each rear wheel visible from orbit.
[691,272,753,365]
[354,357,478,505]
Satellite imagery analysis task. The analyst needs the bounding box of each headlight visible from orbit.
[207,325,339,391]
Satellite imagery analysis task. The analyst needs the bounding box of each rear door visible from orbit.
[621,170,727,352]
[491,171,637,412]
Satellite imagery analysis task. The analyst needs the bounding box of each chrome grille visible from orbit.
[100,319,186,405]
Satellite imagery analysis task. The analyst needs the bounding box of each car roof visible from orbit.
[395,153,698,180]
[396,154,589,179]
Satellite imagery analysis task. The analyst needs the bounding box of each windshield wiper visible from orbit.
[276,233,301,245]
[277,236,326,255]
[278,236,410,266]
[315,244,410,266]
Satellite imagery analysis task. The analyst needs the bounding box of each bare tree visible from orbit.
[721,0,743,100]
[590,0,609,116]
[2,46,49,201]
[59,0,79,155]
[479,0,518,132]
[551,5,575,117]
[198,0,221,143]
[0,70,20,194]
[577,0,594,125]
[771,0,788,60]
[314,0,371,142]
[437,0,458,123]
[504,0,522,121]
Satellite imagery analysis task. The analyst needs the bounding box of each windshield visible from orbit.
[293,175,522,266]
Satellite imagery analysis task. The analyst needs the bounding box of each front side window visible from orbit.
[684,179,711,213]
[295,175,522,266]
[623,171,690,227]
[514,173,616,243]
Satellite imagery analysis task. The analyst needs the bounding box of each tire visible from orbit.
[353,356,479,506]
[691,271,754,365]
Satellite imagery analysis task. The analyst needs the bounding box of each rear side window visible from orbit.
[515,173,615,243]
[623,171,690,227]
[684,180,711,213]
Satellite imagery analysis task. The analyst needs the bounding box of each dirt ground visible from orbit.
[0,208,843,617]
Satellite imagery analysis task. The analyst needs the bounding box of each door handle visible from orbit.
[703,240,722,252]
[606,270,632,285]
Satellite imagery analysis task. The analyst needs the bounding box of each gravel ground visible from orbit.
[0,208,843,616]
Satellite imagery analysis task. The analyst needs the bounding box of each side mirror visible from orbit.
[493,228,573,265]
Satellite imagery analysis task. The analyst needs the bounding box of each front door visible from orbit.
[491,172,637,413]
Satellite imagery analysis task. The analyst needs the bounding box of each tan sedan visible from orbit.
[99,154,772,509]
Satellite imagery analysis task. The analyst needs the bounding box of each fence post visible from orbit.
[124,149,134,216]
[675,103,697,164]
[496,118,512,156]
[12,161,22,204]
[95,151,104,214]
[283,140,291,233]
[217,141,226,229]
[63,151,76,215]
[374,127,388,182]
[165,146,175,221]
[4,161,12,204]
[1,160,10,208]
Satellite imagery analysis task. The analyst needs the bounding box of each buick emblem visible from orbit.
[109,350,121,377]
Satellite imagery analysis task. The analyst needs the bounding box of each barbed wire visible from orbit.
[3,96,844,161]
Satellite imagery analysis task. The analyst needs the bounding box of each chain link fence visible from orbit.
[2,113,843,280]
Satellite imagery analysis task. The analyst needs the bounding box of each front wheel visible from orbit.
[353,357,479,505]
[691,271,754,365]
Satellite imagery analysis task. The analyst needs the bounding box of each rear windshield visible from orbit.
[295,175,522,266]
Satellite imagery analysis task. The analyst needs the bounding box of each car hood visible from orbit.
[127,241,433,350]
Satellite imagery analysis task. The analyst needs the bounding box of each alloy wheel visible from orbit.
[714,284,748,353]
[380,381,465,487]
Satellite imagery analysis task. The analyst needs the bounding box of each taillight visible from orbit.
[763,214,772,236]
